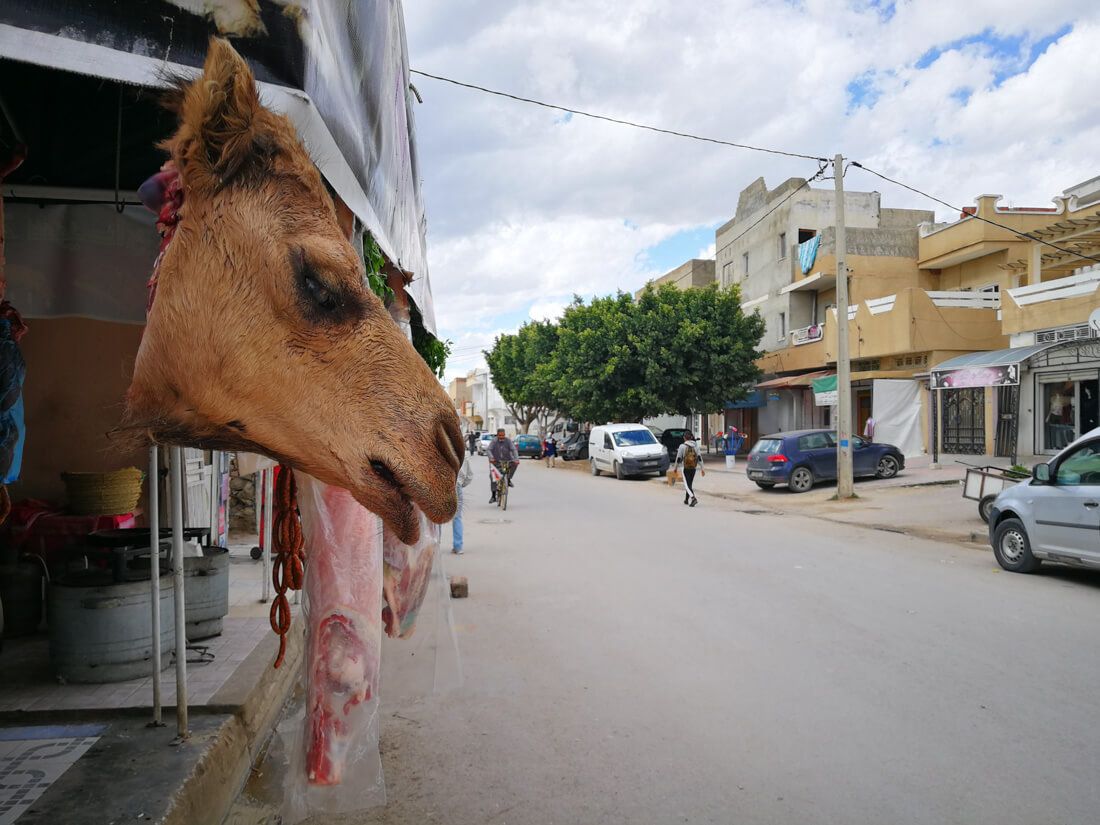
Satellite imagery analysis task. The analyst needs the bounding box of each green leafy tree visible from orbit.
[634,282,765,421]
[485,321,563,433]
[550,293,650,423]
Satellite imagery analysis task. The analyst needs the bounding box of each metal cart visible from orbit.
[960,463,1030,523]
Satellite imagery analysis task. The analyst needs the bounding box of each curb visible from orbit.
[164,623,304,825]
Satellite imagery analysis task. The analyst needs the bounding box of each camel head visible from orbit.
[126,39,462,543]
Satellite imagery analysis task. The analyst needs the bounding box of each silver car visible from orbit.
[476,433,494,456]
[988,426,1100,573]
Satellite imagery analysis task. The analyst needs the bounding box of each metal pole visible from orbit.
[208,451,219,547]
[261,468,273,604]
[169,446,189,739]
[834,153,855,498]
[148,445,163,726]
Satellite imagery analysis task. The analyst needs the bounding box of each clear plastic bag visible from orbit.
[281,473,386,822]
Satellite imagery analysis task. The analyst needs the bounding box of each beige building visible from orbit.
[925,176,1100,460]
[634,258,715,299]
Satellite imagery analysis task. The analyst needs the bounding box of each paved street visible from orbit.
[241,457,1100,825]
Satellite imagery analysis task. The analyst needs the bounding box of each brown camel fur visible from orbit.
[124,39,462,544]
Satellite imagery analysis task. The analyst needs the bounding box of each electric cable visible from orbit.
[411,69,829,163]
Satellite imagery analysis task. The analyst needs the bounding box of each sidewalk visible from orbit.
[0,540,302,825]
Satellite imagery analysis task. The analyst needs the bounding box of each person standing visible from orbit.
[452,452,472,554]
[544,434,558,468]
[488,428,519,503]
[466,431,478,455]
[674,431,705,507]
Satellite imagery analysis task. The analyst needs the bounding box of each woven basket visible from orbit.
[61,468,144,516]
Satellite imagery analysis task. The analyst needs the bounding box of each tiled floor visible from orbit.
[0,541,299,714]
[0,724,104,825]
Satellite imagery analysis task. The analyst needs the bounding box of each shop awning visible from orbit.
[930,343,1060,389]
[757,370,833,390]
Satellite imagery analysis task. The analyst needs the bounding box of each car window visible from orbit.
[798,433,829,450]
[603,433,613,449]
[850,435,865,449]
[751,438,784,455]
[612,429,658,447]
[1055,442,1100,486]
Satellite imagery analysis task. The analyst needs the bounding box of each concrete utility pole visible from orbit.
[833,153,854,498]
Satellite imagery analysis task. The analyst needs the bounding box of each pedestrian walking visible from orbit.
[673,430,705,507]
[466,431,477,455]
[544,434,558,468]
[452,452,472,554]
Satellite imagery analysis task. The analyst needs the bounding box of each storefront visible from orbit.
[724,390,766,453]
[930,340,1100,460]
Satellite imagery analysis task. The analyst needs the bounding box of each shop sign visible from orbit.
[931,364,1019,389]
[767,392,782,401]
[812,374,838,406]
[792,324,824,346]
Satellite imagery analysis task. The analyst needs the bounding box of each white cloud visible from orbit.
[405,2,1100,356]
[696,242,716,260]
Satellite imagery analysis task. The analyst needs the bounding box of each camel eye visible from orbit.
[303,271,338,312]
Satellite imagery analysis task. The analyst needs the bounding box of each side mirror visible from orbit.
[1032,464,1051,484]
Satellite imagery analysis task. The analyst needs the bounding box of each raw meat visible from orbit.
[382,511,440,639]
[295,474,383,786]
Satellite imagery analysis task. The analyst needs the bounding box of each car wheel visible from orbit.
[875,455,900,479]
[614,461,625,480]
[590,459,600,477]
[788,466,815,493]
[755,482,775,489]
[992,517,1041,573]
[978,494,997,524]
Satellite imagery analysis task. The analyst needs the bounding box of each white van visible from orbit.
[588,423,670,480]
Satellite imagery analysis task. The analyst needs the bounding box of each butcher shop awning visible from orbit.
[0,0,438,333]
[756,370,833,390]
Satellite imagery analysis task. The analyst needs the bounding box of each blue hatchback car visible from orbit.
[745,429,905,492]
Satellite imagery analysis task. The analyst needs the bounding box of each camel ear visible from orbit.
[168,38,274,189]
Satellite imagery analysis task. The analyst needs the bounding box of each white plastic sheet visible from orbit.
[872,379,924,457]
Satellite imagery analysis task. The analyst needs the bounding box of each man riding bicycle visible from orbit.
[488,428,519,503]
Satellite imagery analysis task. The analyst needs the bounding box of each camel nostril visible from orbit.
[370,460,399,488]
[435,415,463,473]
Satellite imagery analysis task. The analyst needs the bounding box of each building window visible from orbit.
[798,229,816,244]
[721,261,733,284]
[778,232,787,260]
[778,312,786,341]
[742,251,750,275]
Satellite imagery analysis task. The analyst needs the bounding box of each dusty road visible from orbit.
[238,457,1100,825]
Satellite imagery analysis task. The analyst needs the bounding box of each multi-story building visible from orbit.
[633,258,715,300]
[926,176,1100,460]
[464,367,516,436]
[715,177,999,455]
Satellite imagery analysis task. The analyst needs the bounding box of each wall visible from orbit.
[936,251,1013,292]
[10,317,147,504]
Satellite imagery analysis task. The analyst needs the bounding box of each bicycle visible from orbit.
[490,460,509,511]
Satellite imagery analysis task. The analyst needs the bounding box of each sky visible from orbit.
[402,1,1100,382]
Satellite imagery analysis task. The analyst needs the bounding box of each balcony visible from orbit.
[757,320,828,374]
[823,288,1006,362]
[1000,269,1100,336]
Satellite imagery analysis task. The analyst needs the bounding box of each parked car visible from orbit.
[561,431,589,461]
[477,432,494,456]
[516,434,543,458]
[659,427,688,460]
[988,426,1100,574]
[745,429,904,492]
[588,424,670,480]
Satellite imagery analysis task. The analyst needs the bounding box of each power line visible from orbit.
[410,69,829,163]
[851,161,1100,266]
[722,163,829,253]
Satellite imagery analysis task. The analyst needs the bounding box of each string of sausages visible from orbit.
[271,465,305,668]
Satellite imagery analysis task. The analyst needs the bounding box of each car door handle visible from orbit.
[1085,502,1100,509]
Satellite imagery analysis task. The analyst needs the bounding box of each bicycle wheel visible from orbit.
[499,477,508,511]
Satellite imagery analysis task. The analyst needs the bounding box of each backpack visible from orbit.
[683,444,698,470]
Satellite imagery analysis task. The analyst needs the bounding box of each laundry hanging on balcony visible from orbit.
[798,235,820,274]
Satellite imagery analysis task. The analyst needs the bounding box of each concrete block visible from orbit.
[450,576,469,599]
